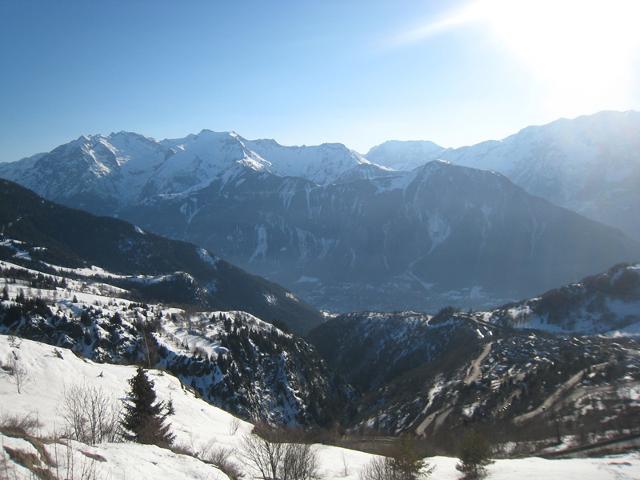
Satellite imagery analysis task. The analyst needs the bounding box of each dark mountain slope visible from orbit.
[0,179,323,333]
[308,309,640,439]
[121,161,640,312]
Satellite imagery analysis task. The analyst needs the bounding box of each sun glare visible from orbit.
[401,0,640,117]
[484,0,640,116]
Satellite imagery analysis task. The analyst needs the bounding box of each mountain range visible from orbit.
[372,111,640,241]
[1,111,639,312]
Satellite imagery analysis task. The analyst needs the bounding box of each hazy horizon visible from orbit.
[3,108,639,163]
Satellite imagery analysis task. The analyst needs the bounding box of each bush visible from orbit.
[201,445,244,480]
[0,412,43,436]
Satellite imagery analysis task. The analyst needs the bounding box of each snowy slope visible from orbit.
[0,434,231,480]
[2,334,640,480]
[481,263,640,335]
[0,255,347,426]
[245,138,370,185]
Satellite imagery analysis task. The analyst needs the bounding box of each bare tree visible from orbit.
[241,429,285,480]
[360,457,394,480]
[229,417,242,435]
[280,442,319,480]
[240,425,320,480]
[340,453,350,477]
[51,432,103,480]
[60,383,122,444]
[5,352,29,394]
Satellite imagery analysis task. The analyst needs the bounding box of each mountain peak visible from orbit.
[365,139,446,171]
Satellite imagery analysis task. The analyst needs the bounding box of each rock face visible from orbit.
[2,122,640,312]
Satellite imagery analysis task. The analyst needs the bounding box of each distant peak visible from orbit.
[370,139,443,150]
[197,128,237,137]
[75,134,93,143]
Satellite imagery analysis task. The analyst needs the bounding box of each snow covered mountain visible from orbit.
[2,118,640,312]
[0,130,369,215]
[368,111,640,240]
[0,260,347,426]
[365,140,445,171]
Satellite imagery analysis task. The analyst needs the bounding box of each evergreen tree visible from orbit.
[1,286,8,301]
[111,311,122,325]
[388,434,434,480]
[80,309,91,326]
[165,398,175,416]
[456,430,493,479]
[121,367,174,447]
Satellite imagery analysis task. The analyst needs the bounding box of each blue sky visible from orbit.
[1,0,639,161]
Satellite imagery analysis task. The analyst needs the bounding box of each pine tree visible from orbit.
[456,430,493,479]
[121,367,174,447]
[165,398,175,416]
[388,434,434,480]
[1,286,8,301]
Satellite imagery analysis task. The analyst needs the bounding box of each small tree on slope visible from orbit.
[360,435,434,480]
[121,367,174,447]
[388,434,434,480]
[456,430,493,479]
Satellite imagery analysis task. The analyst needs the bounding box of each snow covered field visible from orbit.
[1,335,640,479]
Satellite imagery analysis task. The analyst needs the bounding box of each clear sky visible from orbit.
[1,0,639,161]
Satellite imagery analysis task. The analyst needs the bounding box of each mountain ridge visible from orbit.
[2,112,640,312]
[0,178,324,333]
[368,110,640,240]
